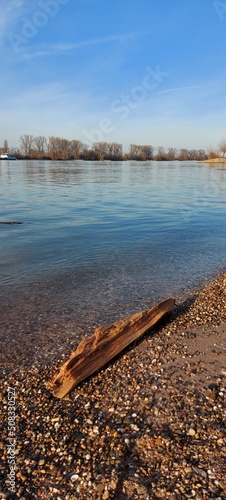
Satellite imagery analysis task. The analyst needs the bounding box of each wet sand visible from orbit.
[0,272,226,499]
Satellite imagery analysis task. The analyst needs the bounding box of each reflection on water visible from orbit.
[0,160,226,308]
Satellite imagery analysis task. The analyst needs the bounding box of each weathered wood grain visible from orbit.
[48,297,175,398]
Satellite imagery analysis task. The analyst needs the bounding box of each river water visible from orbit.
[0,160,226,332]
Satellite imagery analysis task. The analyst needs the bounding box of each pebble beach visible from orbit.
[0,272,226,500]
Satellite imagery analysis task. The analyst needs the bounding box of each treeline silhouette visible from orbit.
[2,135,208,161]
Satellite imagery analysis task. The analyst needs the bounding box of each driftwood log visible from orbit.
[0,222,22,225]
[48,297,175,398]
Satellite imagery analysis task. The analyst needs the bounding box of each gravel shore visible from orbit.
[0,272,226,500]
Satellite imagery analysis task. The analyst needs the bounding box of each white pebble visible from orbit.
[71,474,79,482]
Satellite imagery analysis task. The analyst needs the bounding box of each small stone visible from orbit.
[102,491,109,500]
[208,383,218,391]
[38,459,45,466]
[188,428,196,436]
[207,470,216,479]
[96,484,105,495]
[193,467,207,478]
[71,474,79,482]
[85,454,91,460]
[136,484,148,494]
[155,489,166,498]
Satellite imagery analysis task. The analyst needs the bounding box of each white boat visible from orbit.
[0,153,17,160]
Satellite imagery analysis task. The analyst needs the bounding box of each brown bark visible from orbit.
[48,298,175,398]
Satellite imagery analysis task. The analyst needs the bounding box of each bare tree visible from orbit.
[19,135,34,157]
[33,136,47,158]
[196,149,207,160]
[3,139,8,153]
[207,147,219,159]
[48,137,76,160]
[154,146,167,161]
[93,142,108,160]
[167,147,177,160]
[140,145,154,160]
[82,145,97,160]
[58,138,70,160]
[47,137,64,160]
[108,142,123,160]
[129,144,153,160]
[129,144,138,160]
[177,148,190,161]
[219,139,226,157]
[69,140,83,159]
[47,136,58,160]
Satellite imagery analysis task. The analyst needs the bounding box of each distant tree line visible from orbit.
[2,134,226,161]
[14,135,208,161]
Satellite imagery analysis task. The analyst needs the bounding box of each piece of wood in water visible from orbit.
[48,297,175,398]
[0,221,23,224]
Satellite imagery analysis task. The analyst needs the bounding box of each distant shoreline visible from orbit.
[2,156,226,163]
[202,157,226,163]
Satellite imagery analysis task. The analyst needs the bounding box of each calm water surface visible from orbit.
[0,160,226,314]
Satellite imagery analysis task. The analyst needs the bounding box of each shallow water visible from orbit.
[0,159,226,321]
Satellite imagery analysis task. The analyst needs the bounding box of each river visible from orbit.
[0,160,226,336]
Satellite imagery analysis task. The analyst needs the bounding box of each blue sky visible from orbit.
[1,0,226,151]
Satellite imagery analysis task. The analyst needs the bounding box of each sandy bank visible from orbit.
[202,157,226,163]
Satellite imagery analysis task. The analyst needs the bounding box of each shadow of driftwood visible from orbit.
[95,294,197,372]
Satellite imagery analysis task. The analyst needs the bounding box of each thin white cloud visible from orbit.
[54,33,146,49]
[21,32,148,59]
[154,84,212,95]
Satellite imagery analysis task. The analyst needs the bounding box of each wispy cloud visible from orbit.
[21,32,148,59]
[1,1,225,151]
[154,84,214,95]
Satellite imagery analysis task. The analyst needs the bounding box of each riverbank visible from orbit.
[0,271,226,499]
[202,157,226,163]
